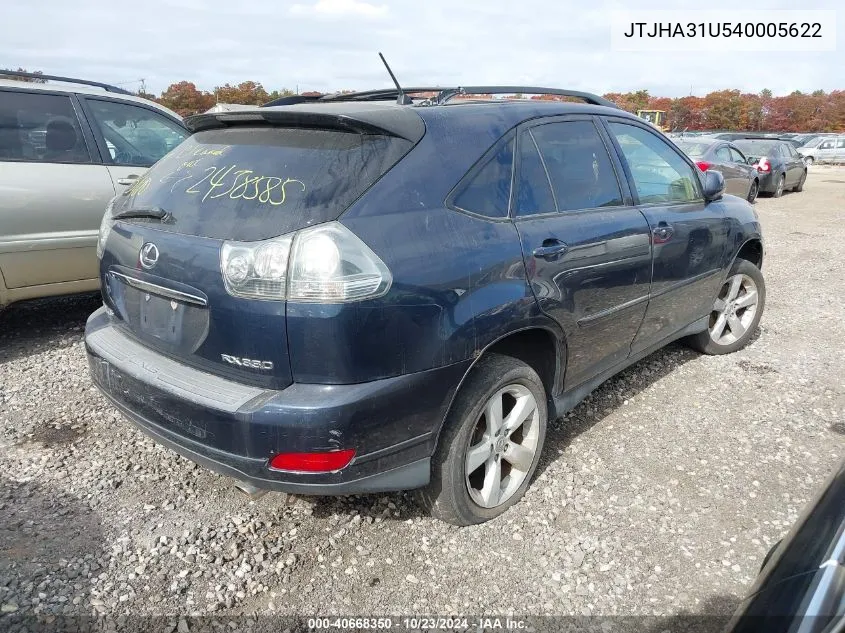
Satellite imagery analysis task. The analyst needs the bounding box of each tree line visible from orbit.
[3,68,843,132]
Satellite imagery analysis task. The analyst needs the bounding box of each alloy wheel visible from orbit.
[465,384,540,509]
[775,176,784,197]
[709,273,759,345]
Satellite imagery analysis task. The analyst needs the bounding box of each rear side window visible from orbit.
[729,147,746,163]
[451,135,513,218]
[715,146,732,162]
[514,130,556,216]
[530,121,623,212]
[115,126,413,241]
[0,90,90,163]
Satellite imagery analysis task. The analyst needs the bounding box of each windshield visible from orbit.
[112,126,413,241]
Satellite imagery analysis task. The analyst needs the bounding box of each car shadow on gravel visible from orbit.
[0,473,105,623]
[641,593,741,633]
[534,341,700,480]
[0,294,101,365]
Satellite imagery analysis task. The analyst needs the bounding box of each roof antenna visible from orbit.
[379,52,412,105]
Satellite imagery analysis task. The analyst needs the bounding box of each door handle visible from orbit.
[117,174,140,186]
[652,223,674,243]
[533,239,569,260]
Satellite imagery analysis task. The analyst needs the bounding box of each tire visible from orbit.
[794,170,806,192]
[772,174,785,198]
[417,353,548,526]
[685,258,766,355]
[804,156,814,166]
[747,179,759,204]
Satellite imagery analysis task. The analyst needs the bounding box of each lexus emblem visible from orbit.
[139,243,159,269]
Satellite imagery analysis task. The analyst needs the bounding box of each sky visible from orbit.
[2,0,842,98]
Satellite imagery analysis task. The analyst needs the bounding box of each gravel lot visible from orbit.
[2,167,844,627]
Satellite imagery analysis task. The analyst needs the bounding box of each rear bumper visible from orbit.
[757,171,780,193]
[85,307,470,494]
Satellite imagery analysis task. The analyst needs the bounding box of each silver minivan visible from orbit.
[0,72,188,309]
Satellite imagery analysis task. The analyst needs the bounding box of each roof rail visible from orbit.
[435,87,618,108]
[0,70,133,95]
[303,86,618,108]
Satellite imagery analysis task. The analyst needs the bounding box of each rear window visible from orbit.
[673,141,711,157]
[114,126,413,241]
[733,140,780,157]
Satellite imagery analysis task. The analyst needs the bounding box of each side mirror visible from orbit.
[702,169,725,202]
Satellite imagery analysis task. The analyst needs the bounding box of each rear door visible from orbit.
[79,96,189,193]
[781,143,803,185]
[713,144,743,196]
[512,116,652,389]
[603,118,728,354]
[727,145,753,198]
[0,87,115,288]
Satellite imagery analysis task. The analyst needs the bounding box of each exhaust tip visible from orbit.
[234,480,268,500]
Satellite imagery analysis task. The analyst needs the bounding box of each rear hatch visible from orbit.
[99,108,420,388]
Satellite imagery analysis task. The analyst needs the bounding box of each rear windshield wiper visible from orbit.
[112,207,171,222]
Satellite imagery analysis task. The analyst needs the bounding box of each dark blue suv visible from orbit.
[85,87,765,525]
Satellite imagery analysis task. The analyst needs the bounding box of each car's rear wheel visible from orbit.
[772,174,785,198]
[747,179,759,203]
[418,354,547,525]
[794,170,806,192]
[685,259,765,355]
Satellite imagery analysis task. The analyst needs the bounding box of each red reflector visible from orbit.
[695,161,711,172]
[269,449,356,473]
[757,157,771,173]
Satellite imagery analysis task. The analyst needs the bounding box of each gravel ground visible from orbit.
[1,167,844,627]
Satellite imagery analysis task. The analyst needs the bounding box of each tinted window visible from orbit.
[112,126,413,241]
[729,147,746,163]
[530,121,623,211]
[514,130,556,216]
[608,122,700,204]
[451,136,513,218]
[0,90,90,163]
[715,146,732,162]
[86,99,187,167]
[837,138,845,148]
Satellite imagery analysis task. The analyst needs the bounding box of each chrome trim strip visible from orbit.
[109,271,208,307]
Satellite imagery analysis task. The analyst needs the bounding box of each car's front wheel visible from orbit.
[804,156,814,166]
[686,258,765,355]
[418,354,547,525]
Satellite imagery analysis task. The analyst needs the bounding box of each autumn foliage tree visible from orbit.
[157,81,216,117]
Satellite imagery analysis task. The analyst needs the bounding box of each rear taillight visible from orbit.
[96,197,118,259]
[269,449,356,473]
[757,157,771,173]
[220,222,392,303]
[695,161,711,172]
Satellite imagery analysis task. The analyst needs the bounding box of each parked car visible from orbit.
[0,71,189,310]
[726,458,845,632]
[85,87,765,525]
[798,135,845,165]
[733,137,807,197]
[673,136,760,203]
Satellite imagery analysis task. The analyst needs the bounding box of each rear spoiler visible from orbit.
[184,107,425,142]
